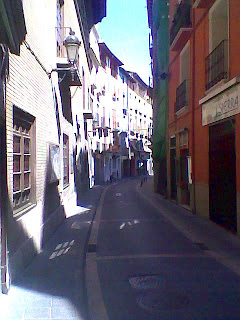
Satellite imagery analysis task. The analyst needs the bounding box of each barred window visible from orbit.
[13,107,35,212]
[63,133,69,187]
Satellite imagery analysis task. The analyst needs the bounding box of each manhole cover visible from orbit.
[137,290,189,313]
[129,275,164,290]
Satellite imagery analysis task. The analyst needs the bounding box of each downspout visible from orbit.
[0,44,9,294]
[191,7,196,214]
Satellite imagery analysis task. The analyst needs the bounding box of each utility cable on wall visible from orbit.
[23,40,50,77]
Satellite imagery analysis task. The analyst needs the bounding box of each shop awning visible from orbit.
[0,0,27,55]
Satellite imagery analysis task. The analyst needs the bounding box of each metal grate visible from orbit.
[176,79,189,112]
[205,40,228,91]
[137,290,189,313]
[129,275,165,290]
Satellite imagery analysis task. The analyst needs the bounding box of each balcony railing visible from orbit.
[176,79,189,113]
[205,40,228,91]
[170,0,191,46]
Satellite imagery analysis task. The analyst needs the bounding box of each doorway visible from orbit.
[170,137,177,199]
[209,120,237,233]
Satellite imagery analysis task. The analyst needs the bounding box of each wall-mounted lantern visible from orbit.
[64,29,81,65]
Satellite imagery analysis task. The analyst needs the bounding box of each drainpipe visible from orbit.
[0,44,9,294]
[191,8,196,214]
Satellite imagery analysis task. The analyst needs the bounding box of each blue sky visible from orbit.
[97,0,151,85]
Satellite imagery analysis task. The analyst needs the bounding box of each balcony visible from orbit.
[205,40,228,91]
[83,96,93,119]
[170,0,192,52]
[176,79,189,113]
[193,0,214,9]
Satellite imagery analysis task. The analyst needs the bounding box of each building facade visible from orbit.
[91,41,153,184]
[1,0,106,289]
[149,0,240,235]
[147,0,169,195]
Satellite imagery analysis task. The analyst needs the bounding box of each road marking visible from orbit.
[96,253,209,261]
[136,184,240,277]
[116,192,122,196]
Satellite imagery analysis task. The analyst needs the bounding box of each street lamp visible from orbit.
[49,28,81,85]
[64,29,81,65]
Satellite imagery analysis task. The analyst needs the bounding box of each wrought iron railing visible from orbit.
[205,40,228,91]
[176,79,189,112]
[170,0,191,45]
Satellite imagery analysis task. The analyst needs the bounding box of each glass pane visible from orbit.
[13,175,21,192]
[24,155,30,171]
[24,173,30,188]
[14,124,20,132]
[24,138,30,154]
[13,193,21,207]
[13,135,21,153]
[14,155,21,172]
[22,189,30,203]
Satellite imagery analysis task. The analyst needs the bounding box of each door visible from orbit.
[209,120,237,232]
[170,148,177,199]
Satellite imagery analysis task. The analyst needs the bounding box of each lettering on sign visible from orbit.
[202,84,240,126]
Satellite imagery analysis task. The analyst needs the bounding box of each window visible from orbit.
[63,134,69,187]
[209,0,228,52]
[176,42,190,112]
[112,109,116,129]
[13,107,35,212]
[106,57,110,68]
[56,0,64,57]
[179,130,188,149]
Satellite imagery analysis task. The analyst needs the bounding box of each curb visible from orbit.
[85,186,110,320]
[136,181,240,278]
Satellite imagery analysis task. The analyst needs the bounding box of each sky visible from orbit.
[97,0,151,85]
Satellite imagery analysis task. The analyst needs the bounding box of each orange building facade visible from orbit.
[167,0,240,234]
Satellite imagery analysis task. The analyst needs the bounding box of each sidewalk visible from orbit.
[0,185,105,320]
[137,177,240,277]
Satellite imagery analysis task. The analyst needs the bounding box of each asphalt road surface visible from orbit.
[88,178,240,320]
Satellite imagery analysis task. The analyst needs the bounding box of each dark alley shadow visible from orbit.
[8,183,104,319]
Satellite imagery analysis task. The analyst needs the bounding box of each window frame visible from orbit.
[13,106,36,214]
[63,133,69,187]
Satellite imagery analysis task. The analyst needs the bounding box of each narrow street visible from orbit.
[87,178,240,320]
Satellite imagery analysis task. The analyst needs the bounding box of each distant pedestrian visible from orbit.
[110,174,113,183]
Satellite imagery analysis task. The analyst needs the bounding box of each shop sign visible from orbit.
[202,83,240,126]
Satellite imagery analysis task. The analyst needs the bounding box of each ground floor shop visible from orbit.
[167,81,240,234]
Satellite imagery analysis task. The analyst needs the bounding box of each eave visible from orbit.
[0,0,27,55]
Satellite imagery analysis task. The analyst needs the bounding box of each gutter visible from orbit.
[0,0,16,53]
